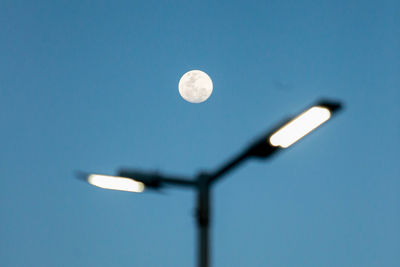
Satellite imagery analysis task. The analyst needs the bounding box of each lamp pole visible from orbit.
[196,174,210,267]
[86,99,342,267]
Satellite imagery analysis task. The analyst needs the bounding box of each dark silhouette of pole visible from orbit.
[196,174,210,267]
[118,146,273,267]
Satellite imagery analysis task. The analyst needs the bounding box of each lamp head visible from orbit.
[87,174,145,193]
[249,99,342,158]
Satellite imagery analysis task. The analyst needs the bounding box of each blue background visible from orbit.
[1,0,399,266]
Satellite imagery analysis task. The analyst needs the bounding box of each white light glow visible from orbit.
[269,106,331,148]
[88,174,145,193]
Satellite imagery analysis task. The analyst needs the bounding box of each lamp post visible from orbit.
[85,99,342,267]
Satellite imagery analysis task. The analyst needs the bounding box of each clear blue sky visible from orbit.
[1,0,399,266]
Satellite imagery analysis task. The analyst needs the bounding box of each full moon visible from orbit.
[178,70,213,103]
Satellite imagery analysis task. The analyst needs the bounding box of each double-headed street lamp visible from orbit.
[84,99,342,267]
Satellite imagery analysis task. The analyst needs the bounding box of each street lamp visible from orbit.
[83,99,342,267]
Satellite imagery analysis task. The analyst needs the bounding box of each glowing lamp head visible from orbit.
[269,106,332,148]
[88,174,145,193]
